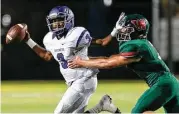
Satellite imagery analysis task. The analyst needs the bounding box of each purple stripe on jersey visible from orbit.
[76,29,87,48]
[52,33,56,39]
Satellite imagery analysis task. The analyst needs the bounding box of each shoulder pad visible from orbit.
[65,27,92,48]
[43,32,54,44]
[66,27,86,41]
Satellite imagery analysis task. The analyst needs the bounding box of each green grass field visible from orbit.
[1,80,165,113]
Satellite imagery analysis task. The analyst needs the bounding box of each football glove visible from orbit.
[111,12,126,37]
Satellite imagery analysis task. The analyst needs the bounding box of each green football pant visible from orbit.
[131,74,179,113]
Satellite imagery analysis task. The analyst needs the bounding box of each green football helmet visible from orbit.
[116,14,150,41]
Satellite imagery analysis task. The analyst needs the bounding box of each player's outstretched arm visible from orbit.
[92,35,113,46]
[24,31,53,61]
[68,54,141,69]
[92,12,126,46]
[89,56,108,59]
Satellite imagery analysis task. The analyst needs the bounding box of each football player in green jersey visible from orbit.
[68,13,179,113]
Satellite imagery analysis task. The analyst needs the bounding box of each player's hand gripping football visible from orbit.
[5,23,32,44]
[23,31,31,42]
[68,56,83,68]
[6,23,28,44]
[111,12,126,37]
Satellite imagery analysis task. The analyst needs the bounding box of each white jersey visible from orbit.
[43,27,99,83]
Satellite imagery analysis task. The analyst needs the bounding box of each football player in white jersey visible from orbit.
[23,6,125,114]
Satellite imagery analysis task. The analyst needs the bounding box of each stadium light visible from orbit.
[2,14,11,27]
[103,0,113,7]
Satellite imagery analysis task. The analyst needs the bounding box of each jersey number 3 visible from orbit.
[57,53,68,69]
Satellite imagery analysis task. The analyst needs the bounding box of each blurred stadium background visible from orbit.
[1,0,179,113]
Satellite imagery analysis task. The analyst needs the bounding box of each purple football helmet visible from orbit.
[46,6,74,37]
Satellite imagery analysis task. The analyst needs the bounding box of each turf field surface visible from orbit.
[1,80,164,113]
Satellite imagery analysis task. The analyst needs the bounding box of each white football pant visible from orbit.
[54,75,97,114]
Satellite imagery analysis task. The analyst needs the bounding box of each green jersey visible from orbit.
[119,39,171,87]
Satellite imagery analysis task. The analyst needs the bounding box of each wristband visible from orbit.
[25,39,37,49]
[110,28,117,37]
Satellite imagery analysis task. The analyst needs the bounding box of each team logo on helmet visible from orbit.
[131,19,147,31]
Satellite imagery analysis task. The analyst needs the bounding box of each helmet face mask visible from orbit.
[46,6,74,37]
[48,16,65,33]
[116,26,135,41]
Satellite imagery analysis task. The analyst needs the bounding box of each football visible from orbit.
[6,23,27,44]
